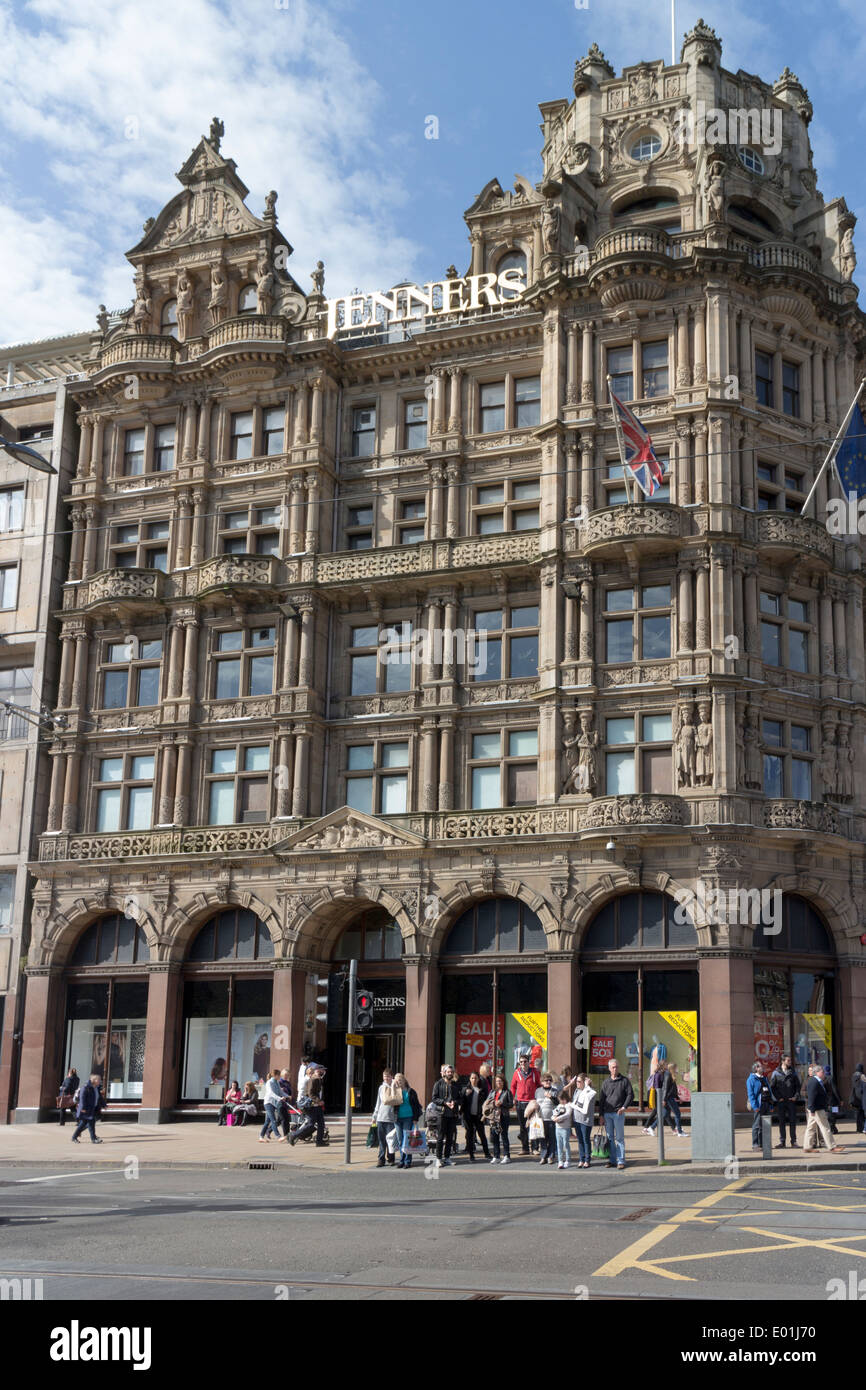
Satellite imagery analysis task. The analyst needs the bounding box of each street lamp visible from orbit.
[0,434,56,475]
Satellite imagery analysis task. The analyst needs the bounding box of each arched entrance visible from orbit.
[752,895,837,1089]
[180,908,274,1101]
[579,891,699,1109]
[439,897,548,1080]
[62,914,151,1102]
[324,906,405,1111]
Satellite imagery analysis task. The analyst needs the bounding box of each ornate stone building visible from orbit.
[13,25,866,1121]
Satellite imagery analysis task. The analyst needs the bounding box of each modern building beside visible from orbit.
[11,22,866,1121]
[0,333,92,1120]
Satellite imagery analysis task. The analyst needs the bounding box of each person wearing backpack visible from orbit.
[71,1074,104,1144]
[747,1061,774,1149]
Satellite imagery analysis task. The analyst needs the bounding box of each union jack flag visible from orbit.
[608,385,666,498]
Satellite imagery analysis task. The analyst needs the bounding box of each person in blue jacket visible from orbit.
[71,1073,105,1144]
[747,1061,773,1149]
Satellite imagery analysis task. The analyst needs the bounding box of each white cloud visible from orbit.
[0,0,419,344]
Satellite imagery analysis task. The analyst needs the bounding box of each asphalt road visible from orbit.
[2,1159,865,1302]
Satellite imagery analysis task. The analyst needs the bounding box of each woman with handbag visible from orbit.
[392,1072,423,1168]
[232,1082,260,1127]
[372,1068,399,1167]
[57,1068,79,1127]
[483,1073,513,1163]
[572,1073,596,1168]
[218,1080,242,1125]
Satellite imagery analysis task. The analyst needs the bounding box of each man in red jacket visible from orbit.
[510,1054,541,1155]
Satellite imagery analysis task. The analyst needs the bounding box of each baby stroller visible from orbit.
[424,1101,442,1153]
[286,1101,330,1145]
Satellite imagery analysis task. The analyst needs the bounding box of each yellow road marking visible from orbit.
[651,1227,866,1265]
[592,1176,752,1281]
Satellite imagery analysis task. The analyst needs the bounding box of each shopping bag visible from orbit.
[528,1115,545,1143]
[591,1125,610,1158]
[365,1123,378,1149]
[226,1113,235,1127]
[385,1126,401,1154]
[407,1127,427,1154]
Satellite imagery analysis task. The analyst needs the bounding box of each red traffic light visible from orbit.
[358,994,371,1007]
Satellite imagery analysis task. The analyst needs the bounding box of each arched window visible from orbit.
[614,195,681,235]
[332,917,403,961]
[187,908,274,961]
[70,914,149,966]
[729,203,776,237]
[737,147,765,175]
[443,897,546,955]
[160,299,178,337]
[760,896,834,954]
[238,284,258,314]
[496,249,527,299]
[630,133,661,162]
[583,892,695,951]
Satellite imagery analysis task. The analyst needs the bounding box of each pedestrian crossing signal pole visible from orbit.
[344,957,358,1165]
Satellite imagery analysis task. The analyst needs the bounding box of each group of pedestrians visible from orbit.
[746,1055,865,1153]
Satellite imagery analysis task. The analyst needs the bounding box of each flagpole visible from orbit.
[607,375,634,505]
[800,377,866,517]
[671,0,676,67]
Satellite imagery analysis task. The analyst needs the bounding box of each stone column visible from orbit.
[833,588,848,677]
[693,422,708,504]
[404,958,440,1104]
[580,320,594,402]
[304,474,320,553]
[68,505,86,582]
[819,579,835,675]
[579,438,594,512]
[182,398,197,461]
[422,599,441,684]
[289,475,305,552]
[271,966,308,1076]
[442,599,458,681]
[57,635,75,708]
[90,416,105,482]
[739,312,752,394]
[420,720,438,812]
[447,367,462,432]
[282,614,299,689]
[693,302,707,385]
[744,564,759,657]
[732,559,745,664]
[15,971,66,1118]
[430,464,445,539]
[158,743,177,824]
[740,428,755,511]
[563,589,576,660]
[801,351,812,423]
[310,378,324,444]
[173,740,191,825]
[433,370,447,434]
[196,397,212,460]
[565,442,578,518]
[175,494,192,569]
[565,323,579,405]
[298,606,314,687]
[46,751,66,832]
[676,424,691,506]
[446,462,461,538]
[167,620,185,700]
[189,489,206,566]
[62,750,81,831]
[547,956,577,1078]
[71,632,89,709]
[678,563,694,653]
[578,568,594,662]
[470,232,483,275]
[139,966,183,1123]
[812,347,825,423]
[82,505,98,578]
[695,556,710,651]
[698,956,755,1093]
[438,719,454,809]
[291,730,310,817]
[826,352,838,429]
[676,307,690,388]
[275,733,293,817]
[294,384,309,446]
[708,417,729,505]
[181,618,199,700]
[76,417,93,479]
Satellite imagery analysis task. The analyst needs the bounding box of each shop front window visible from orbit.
[752,896,836,1089]
[64,979,148,1101]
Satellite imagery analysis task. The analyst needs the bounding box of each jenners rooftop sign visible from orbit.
[325,268,526,339]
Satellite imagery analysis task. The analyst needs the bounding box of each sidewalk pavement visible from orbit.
[1,1116,864,1173]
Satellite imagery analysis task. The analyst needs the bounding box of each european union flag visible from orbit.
[833,401,866,499]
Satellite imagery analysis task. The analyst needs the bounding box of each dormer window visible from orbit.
[737,147,765,175]
[630,133,661,162]
[496,249,527,299]
[238,284,257,314]
[160,299,178,338]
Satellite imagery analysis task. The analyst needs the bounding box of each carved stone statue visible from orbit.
[256,258,275,315]
[96,304,109,335]
[743,708,762,789]
[706,160,726,223]
[818,732,837,800]
[142,217,155,235]
[837,726,854,800]
[132,280,152,335]
[445,264,458,281]
[209,117,224,151]
[541,199,560,255]
[208,264,228,325]
[311,260,325,295]
[841,227,857,282]
[695,700,714,786]
[264,189,278,218]
[176,271,194,339]
[675,705,697,788]
[563,711,598,794]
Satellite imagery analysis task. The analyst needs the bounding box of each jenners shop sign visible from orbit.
[325,269,526,339]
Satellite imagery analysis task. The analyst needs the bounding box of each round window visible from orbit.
[630,133,661,162]
[738,147,765,175]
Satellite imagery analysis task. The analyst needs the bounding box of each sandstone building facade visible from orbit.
[11,24,866,1120]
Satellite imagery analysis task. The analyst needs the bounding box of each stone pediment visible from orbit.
[131,184,262,256]
[272,806,427,853]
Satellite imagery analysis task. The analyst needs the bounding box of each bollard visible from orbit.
[761,1111,773,1159]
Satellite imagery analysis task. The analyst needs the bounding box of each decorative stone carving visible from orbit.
[695,699,714,786]
[563,710,598,794]
[132,278,152,335]
[311,260,325,295]
[841,227,857,282]
[582,504,680,548]
[705,160,726,223]
[836,726,854,801]
[256,258,275,314]
[629,64,657,106]
[758,512,834,562]
[541,200,560,255]
[176,271,194,339]
[763,801,839,834]
[675,704,697,788]
[580,796,685,828]
[209,263,228,326]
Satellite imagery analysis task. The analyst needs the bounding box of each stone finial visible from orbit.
[142,216,155,235]
[774,67,812,122]
[681,16,722,65]
[574,41,614,94]
[209,116,224,151]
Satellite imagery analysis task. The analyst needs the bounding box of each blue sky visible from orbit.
[0,0,863,346]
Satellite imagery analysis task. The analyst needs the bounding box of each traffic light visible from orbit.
[315,976,330,1024]
[355,990,375,1031]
